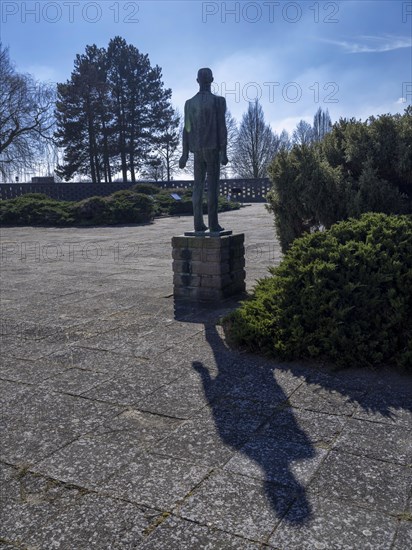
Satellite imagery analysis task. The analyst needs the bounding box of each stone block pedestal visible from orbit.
[172,233,246,301]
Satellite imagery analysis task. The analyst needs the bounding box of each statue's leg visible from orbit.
[205,149,222,232]
[193,151,207,231]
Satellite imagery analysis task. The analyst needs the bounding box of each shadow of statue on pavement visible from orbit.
[192,322,315,524]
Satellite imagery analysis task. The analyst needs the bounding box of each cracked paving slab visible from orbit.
[1,471,160,549]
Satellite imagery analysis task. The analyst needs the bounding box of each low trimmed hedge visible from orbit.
[0,194,75,226]
[0,191,155,226]
[223,213,412,370]
[0,187,240,226]
[153,188,240,216]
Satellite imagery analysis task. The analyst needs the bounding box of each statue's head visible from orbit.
[197,68,214,85]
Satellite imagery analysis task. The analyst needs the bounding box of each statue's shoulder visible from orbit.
[214,94,227,108]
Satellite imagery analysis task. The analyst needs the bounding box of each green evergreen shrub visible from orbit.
[218,195,241,212]
[268,109,412,252]
[0,187,239,225]
[154,188,193,215]
[0,194,75,225]
[224,213,412,370]
[105,190,155,223]
[153,187,241,216]
[130,183,161,195]
[73,196,111,224]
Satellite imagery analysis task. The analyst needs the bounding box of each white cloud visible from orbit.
[319,35,412,54]
[271,115,312,135]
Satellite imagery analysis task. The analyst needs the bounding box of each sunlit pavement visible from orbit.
[1,204,411,549]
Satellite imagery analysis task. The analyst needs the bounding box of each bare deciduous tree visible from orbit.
[292,120,313,145]
[0,44,55,181]
[232,100,279,178]
[313,107,332,142]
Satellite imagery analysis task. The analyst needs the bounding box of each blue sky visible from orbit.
[1,0,411,134]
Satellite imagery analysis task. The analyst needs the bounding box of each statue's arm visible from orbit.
[218,97,228,165]
[179,101,190,169]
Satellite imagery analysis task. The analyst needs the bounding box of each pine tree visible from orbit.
[55,45,110,182]
[107,37,172,182]
[55,37,173,182]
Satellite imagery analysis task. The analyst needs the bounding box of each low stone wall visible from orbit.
[0,178,271,202]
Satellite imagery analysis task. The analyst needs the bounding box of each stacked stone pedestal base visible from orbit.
[172,233,246,301]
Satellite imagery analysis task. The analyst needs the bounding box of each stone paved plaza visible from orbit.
[1,204,411,549]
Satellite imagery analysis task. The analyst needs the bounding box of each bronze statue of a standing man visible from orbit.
[179,68,228,233]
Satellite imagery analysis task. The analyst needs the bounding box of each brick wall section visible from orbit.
[0,179,271,202]
[172,233,246,301]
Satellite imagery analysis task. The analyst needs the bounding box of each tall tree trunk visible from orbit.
[87,103,97,183]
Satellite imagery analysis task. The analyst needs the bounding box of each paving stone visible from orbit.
[152,421,235,468]
[333,417,412,465]
[163,331,242,376]
[353,388,412,428]
[304,366,382,394]
[0,462,19,485]
[40,318,131,346]
[1,424,80,465]
[393,521,412,550]
[44,345,145,373]
[183,360,286,415]
[0,472,83,543]
[269,492,398,550]
[29,493,159,549]
[1,317,62,341]
[101,453,211,510]
[152,399,267,467]
[140,516,260,549]
[178,470,293,542]
[216,369,292,406]
[0,335,65,361]
[73,320,202,358]
[288,382,363,416]
[31,430,145,487]
[224,436,327,489]
[97,408,182,439]
[0,379,33,413]
[139,372,213,419]
[2,479,157,550]
[260,407,347,446]
[272,365,306,395]
[39,367,112,395]
[29,410,181,485]
[2,206,412,548]
[83,361,183,405]
[1,391,121,463]
[0,355,69,384]
[309,450,411,514]
[1,389,120,432]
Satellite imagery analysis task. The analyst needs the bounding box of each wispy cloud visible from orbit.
[319,35,412,54]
